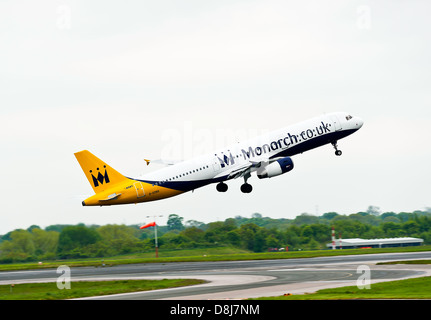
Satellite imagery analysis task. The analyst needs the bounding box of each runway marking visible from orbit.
[268,268,316,272]
[267,268,354,279]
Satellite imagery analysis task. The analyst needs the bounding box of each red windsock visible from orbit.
[140,221,156,229]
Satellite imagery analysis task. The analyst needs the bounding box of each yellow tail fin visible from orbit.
[74,150,128,193]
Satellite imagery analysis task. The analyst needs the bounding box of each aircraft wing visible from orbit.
[214,157,282,180]
[226,163,253,179]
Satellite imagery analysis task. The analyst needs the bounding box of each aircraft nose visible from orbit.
[355,117,364,129]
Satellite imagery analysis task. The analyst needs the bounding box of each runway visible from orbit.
[1,251,431,300]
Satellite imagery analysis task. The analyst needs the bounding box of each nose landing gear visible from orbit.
[331,141,342,156]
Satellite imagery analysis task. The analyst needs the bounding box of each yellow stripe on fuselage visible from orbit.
[82,179,184,206]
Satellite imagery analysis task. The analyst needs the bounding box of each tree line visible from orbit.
[1,208,431,263]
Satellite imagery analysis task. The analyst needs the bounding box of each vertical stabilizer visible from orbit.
[74,150,127,193]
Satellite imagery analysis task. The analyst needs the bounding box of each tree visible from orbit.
[98,224,137,241]
[381,222,402,237]
[381,212,397,220]
[57,225,101,258]
[97,224,140,255]
[309,224,331,243]
[226,230,241,247]
[251,213,262,219]
[253,230,267,252]
[181,227,205,242]
[366,205,381,216]
[321,212,339,220]
[307,238,320,250]
[397,212,413,222]
[167,214,184,231]
[32,228,59,258]
[382,216,401,224]
[402,221,420,236]
[160,232,189,249]
[27,225,41,232]
[285,226,301,250]
[301,225,314,241]
[0,230,35,261]
[238,223,259,251]
[185,220,205,228]
[293,213,319,226]
[266,234,279,248]
[11,230,35,256]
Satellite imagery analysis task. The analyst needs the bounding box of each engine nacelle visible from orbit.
[257,157,294,179]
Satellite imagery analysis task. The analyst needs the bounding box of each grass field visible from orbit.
[0,279,206,300]
[255,276,431,300]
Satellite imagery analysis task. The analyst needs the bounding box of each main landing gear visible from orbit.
[216,182,228,192]
[331,141,342,156]
[240,172,253,194]
[240,183,252,193]
[216,173,253,193]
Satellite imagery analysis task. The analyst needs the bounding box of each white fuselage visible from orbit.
[137,112,363,193]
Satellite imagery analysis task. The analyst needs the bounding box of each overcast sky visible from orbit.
[1,1,430,234]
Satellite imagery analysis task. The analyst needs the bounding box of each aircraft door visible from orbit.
[212,157,221,172]
[330,114,342,131]
[134,182,145,198]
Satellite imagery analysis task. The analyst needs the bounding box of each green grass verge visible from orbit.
[1,245,431,272]
[0,279,206,300]
[377,260,431,265]
[255,276,431,300]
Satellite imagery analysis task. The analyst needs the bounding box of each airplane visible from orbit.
[75,112,363,206]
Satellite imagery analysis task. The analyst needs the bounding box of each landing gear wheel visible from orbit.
[216,182,228,192]
[331,141,342,156]
[240,183,253,193]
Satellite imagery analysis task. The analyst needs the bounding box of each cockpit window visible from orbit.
[346,115,352,120]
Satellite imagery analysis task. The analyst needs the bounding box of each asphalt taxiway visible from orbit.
[1,251,430,299]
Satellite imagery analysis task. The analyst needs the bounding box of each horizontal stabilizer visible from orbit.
[99,193,122,202]
[143,158,182,166]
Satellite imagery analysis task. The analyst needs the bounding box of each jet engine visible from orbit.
[257,157,294,179]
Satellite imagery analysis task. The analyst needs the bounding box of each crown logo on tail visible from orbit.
[90,165,110,187]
